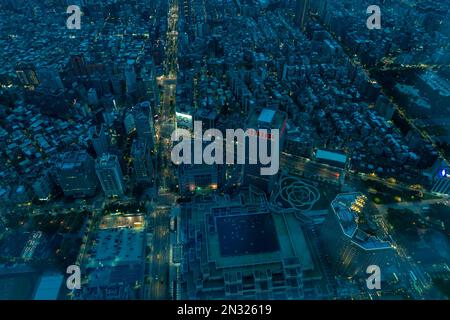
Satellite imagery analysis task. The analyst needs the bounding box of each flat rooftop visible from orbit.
[247,108,286,131]
[59,151,90,169]
[315,149,347,164]
[258,108,276,124]
[206,211,315,271]
[88,215,145,268]
[217,213,279,257]
[33,274,64,300]
[89,228,144,267]
[272,214,314,271]
[331,193,392,251]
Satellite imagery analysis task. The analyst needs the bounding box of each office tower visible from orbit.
[319,0,327,17]
[36,65,64,91]
[178,162,221,195]
[74,101,88,117]
[70,54,88,76]
[375,95,395,121]
[55,151,98,198]
[177,139,224,195]
[0,0,27,10]
[15,62,39,87]
[124,110,136,135]
[111,74,123,96]
[319,193,394,277]
[32,173,53,201]
[295,0,309,30]
[95,154,126,197]
[133,101,156,150]
[417,71,450,107]
[243,108,287,194]
[91,124,110,157]
[431,164,450,196]
[124,61,137,94]
[310,0,327,18]
[131,138,153,184]
[87,88,99,106]
[194,108,218,132]
[141,61,160,108]
[11,185,31,204]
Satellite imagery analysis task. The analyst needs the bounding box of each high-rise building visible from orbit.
[124,61,137,94]
[55,151,98,198]
[375,95,395,121]
[178,162,221,195]
[91,124,110,157]
[431,165,450,196]
[131,138,154,184]
[12,185,31,204]
[319,193,394,277]
[243,108,287,193]
[295,0,309,30]
[194,108,218,132]
[132,101,156,150]
[70,54,88,77]
[124,111,136,135]
[141,60,160,108]
[15,62,39,87]
[36,65,64,91]
[87,88,99,106]
[95,154,126,197]
[310,0,327,18]
[177,140,224,195]
[32,173,53,201]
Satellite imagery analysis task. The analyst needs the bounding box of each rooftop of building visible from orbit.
[247,108,287,131]
[87,215,145,269]
[188,189,316,271]
[331,193,392,251]
[315,149,347,164]
[419,71,450,97]
[216,213,280,257]
[58,151,92,170]
[95,153,119,167]
[33,273,64,300]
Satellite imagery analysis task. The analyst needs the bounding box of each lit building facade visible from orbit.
[320,193,394,277]
[95,154,126,197]
[55,151,98,198]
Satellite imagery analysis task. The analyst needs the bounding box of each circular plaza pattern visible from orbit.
[269,173,321,216]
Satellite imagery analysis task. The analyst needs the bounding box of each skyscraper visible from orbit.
[319,193,394,277]
[132,101,156,150]
[91,124,110,157]
[295,0,309,30]
[32,172,53,201]
[124,61,137,94]
[15,62,39,87]
[55,151,98,198]
[243,108,287,194]
[432,164,450,196]
[131,138,154,184]
[177,140,223,195]
[95,154,126,197]
[36,65,64,91]
[69,54,87,76]
[87,88,99,106]
[141,60,160,109]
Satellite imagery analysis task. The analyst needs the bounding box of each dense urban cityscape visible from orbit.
[0,0,449,302]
